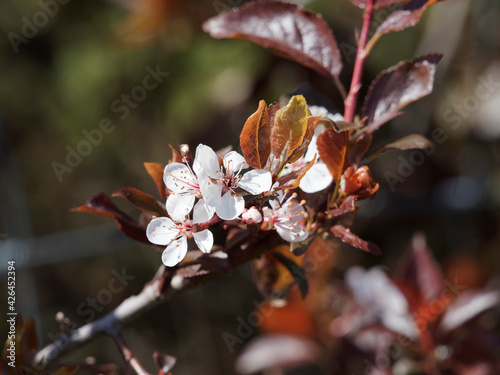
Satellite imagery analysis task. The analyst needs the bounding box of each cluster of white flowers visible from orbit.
[147,107,341,266]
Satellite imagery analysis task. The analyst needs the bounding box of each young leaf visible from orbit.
[365,134,432,162]
[331,224,381,255]
[203,1,342,81]
[373,0,444,37]
[144,162,167,201]
[349,0,409,9]
[363,54,442,133]
[271,95,309,163]
[240,100,271,169]
[316,128,347,185]
[286,114,323,164]
[276,158,316,190]
[112,187,168,217]
[271,251,309,299]
[72,193,149,244]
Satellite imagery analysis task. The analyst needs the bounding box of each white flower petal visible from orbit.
[303,124,325,162]
[166,194,195,222]
[192,199,215,224]
[223,151,248,173]
[164,162,197,193]
[193,229,214,253]
[195,144,221,179]
[262,206,273,219]
[276,224,309,243]
[299,162,333,193]
[215,191,245,220]
[199,176,223,206]
[161,237,188,267]
[146,217,178,245]
[239,169,272,195]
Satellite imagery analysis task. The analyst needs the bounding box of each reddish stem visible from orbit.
[111,332,152,375]
[344,0,375,123]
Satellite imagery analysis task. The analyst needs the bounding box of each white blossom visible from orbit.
[196,144,272,220]
[146,200,215,267]
[262,192,309,242]
[164,155,206,221]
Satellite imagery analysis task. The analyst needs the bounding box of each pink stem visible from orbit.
[344,0,375,123]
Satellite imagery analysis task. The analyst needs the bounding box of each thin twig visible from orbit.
[111,331,152,375]
[33,231,282,370]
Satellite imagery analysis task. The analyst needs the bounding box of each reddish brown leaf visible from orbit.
[287,114,324,164]
[331,224,381,255]
[203,1,343,81]
[395,233,444,302]
[349,0,409,9]
[365,134,432,161]
[112,187,168,217]
[169,144,183,163]
[268,102,281,134]
[144,162,167,201]
[326,195,356,217]
[240,100,271,169]
[271,95,309,160]
[276,158,316,190]
[374,0,443,36]
[72,193,149,244]
[363,54,442,133]
[316,128,347,184]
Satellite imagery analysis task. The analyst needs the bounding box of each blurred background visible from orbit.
[1,0,500,373]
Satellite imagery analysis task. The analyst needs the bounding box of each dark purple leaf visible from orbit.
[349,0,409,9]
[363,54,442,133]
[203,1,342,81]
[72,193,148,244]
[331,224,381,255]
[395,232,444,302]
[365,134,432,161]
[112,187,168,217]
[374,0,443,36]
[349,132,373,167]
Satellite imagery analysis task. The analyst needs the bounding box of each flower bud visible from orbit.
[242,206,263,225]
[341,166,378,198]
